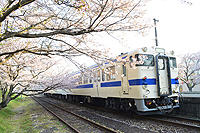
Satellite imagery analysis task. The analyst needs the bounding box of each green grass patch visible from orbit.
[0,97,33,133]
[0,96,68,133]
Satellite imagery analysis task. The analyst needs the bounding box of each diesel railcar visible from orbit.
[46,46,179,115]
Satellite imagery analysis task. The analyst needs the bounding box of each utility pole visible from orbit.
[153,18,159,46]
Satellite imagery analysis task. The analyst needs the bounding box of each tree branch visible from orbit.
[0,0,35,23]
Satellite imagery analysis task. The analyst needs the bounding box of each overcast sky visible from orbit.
[61,0,200,69]
[88,0,200,57]
[143,0,200,54]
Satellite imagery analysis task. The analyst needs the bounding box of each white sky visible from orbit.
[104,0,200,55]
[143,0,200,54]
[58,0,200,70]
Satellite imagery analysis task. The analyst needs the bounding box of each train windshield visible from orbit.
[170,57,177,68]
[135,54,154,66]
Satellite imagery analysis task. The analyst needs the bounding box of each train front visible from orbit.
[132,47,179,115]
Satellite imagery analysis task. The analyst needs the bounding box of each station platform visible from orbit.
[180,93,200,98]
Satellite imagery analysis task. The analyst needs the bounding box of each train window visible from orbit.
[122,64,126,77]
[170,57,177,68]
[73,76,78,85]
[129,55,133,68]
[158,58,165,70]
[83,78,88,84]
[93,72,97,82]
[97,70,101,82]
[102,70,105,81]
[89,73,93,83]
[78,76,82,84]
[135,54,154,66]
[89,78,93,83]
[107,66,116,81]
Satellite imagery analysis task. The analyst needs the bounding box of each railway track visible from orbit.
[32,96,118,133]
[39,95,200,132]
[141,115,200,131]
[34,96,154,133]
[82,99,200,131]
[78,99,200,132]
[81,100,200,131]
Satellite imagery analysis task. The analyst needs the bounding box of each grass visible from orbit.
[0,97,32,132]
[0,96,68,133]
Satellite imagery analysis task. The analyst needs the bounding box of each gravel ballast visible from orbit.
[42,96,200,133]
[14,96,200,133]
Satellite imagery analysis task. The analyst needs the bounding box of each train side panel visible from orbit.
[46,47,179,115]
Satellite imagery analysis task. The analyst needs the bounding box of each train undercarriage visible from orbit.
[44,93,179,115]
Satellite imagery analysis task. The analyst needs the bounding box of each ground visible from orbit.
[1,96,70,133]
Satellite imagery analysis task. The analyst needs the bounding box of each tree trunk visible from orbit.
[188,87,193,92]
[186,83,195,92]
[0,99,9,110]
[0,90,11,110]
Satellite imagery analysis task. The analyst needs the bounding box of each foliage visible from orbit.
[0,0,149,61]
[0,0,151,110]
[0,0,195,110]
[178,52,200,92]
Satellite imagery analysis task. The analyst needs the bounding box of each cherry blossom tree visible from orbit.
[0,51,61,109]
[0,0,151,110]
[178,52,200,92]
[0,0,151,63]
[0,0,193,109]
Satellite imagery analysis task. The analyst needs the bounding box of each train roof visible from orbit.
[70,46,176,76]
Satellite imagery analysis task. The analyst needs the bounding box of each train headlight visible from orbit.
[172,99,179,106]
[147,102,152,105]
[142,47,148,52]
[170,50,175,55]
[173,90,178,93]
[174,100,179,102]
[173,100,179,103]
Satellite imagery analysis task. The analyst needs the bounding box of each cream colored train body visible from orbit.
[47,47,179,115]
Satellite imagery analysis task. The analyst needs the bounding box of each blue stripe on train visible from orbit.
[73,78,179,89]
[128,78,156,86]
[171,79,179,84]
[74,84,93,89]
[128,78,179,86]
[101,81,121,87]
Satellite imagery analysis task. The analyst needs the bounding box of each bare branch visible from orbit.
[0,0,35,23]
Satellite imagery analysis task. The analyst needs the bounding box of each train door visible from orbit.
[122,64,129,94]
[93,70,100,97]
[155,55,172,96]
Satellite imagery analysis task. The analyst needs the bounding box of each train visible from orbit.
[45,46,179,115]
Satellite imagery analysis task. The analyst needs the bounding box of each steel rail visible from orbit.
[33,96,118,133]
[141,115,200,131]
[165,115,200,123]
[32,97,81,133]
[82,102,200,131]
